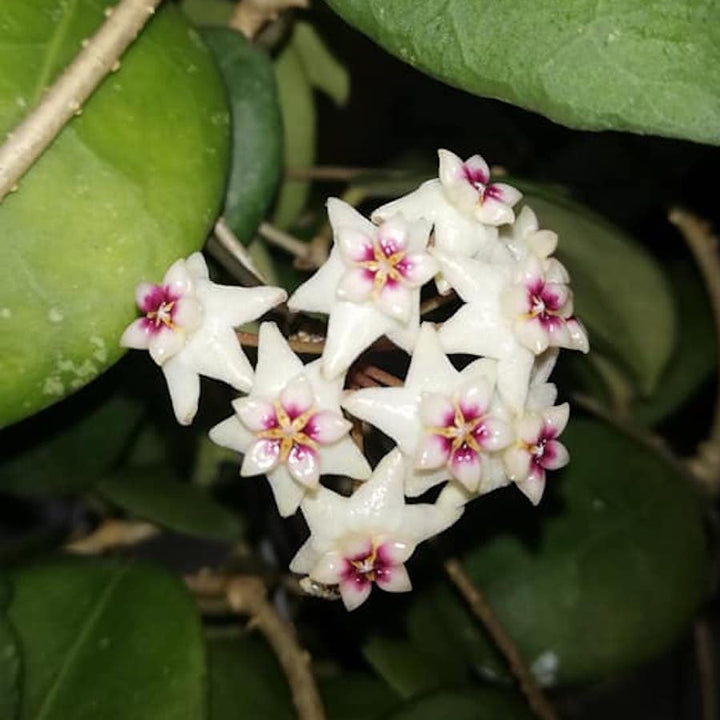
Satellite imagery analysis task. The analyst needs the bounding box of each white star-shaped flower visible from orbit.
[500,205,559,262]
[209,322,371,517]
[288,199,436,379]
[342,324,512,497]
[290,449,462,611]
[373,149,521,261]
[121,252,286,425]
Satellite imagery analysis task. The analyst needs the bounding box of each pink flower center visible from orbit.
[342,542,392,586]
[140,285,179,332]
[527,281,563,326]
[356,238,408,296]
[256,401,318,464]
[526,427,556,470]
[427,400,488,457]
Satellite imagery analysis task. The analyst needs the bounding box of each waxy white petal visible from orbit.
[241,439,281,476]
[376,564,412,593]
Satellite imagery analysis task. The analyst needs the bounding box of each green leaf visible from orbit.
[97,467,243,541]
[385,688,533,720]
[0,390,143,496]
[324,0,720,145]
[7,558,205,720]
[294,22,350,107]
[0,1,229,427]
[320,672,399,720]
[0,613,21,720]
[207,631,294,720]
[434,419,708,685]
[203,28,283,244]
[181,0,233,26]
[272,28,317,229]
[362,636,442,699]
[519,188,675,395]
[633,257,715,424]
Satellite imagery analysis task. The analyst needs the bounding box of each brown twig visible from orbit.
[237,330,325,355]
[65,519,159,554]
[0,0,163,202]
[210,217,268,284]
[669,208,720,492]
[187,571,325,720]
[229,0,308,40]
[694,617,718,720]
[359,364,403,387]
[444,558,558,720]
[420,292,456,316]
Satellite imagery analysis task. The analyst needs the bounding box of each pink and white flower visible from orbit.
[121,258,203,365]
[501,256,589,355]
[337,215,437,322]
[438,149,522,226]
[291,450,462,611]
[210,323,371,517]
[501,205,558,262]
[416,379,512,492]
[121,253,286,425]
[343,324,511,498]
[289,199,434,380]
[504,404,570,505]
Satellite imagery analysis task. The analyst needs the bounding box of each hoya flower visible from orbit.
[121,253,286,425]
[373,149,521,263]
[290,449,462,611]
[504,403,570,505]
[433,248,588,411]
[501,255,589,355]
[209,323,371,517]
[288,199,435,379]
[343,324,511,497]
[501,205,558,262]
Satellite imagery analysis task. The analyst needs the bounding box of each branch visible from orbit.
[444,558,558,720]
[229,0,309,41]
[694,617,718,720]
[210,217,269,285]
[0,0,163,202]
[65,519,159,554]
[669,208,720,491]
[188,571,325,720]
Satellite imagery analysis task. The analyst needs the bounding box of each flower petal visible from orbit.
[415,433,451,470]
[504,445,531,483]
[148,326,185,365]
[287,443,321,488]
[376,563,412,593]
[419,392,455,428]
[456,377,492,420]
[395,252,437,287]
[336,267,375,303]
[305,410,351,445]
[173,296,203,333]
[339,576,372,611]
[462,154,490,185]
[338,227,375,264]
[474,416,513,452]
[514,317,550,355]
[163,258,194,296]
[542,440,570,470]
[135,283,164,313]
[438,148,467,185]
[528,229,558,258]
[475,196,515,226]
[516,472,546,506]
[450,446,482,491]
[376,216,409,256]
[280,374,314,419]
[376,281,413,322]
[543,403,570,436]
[487,182,522,207]
[566,317,590,353]
[241,438,280,476]
[377,539,414,565]
[234,396,277,432]
[310,551,346,585]
[120,318,151,350]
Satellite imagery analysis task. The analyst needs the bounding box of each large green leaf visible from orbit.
[385,688,533,720]
[519,189,675,395]
[0,577,21,720]
[320,672,399,720]
[0,390,143,497]
[323,0,720,145]
[272,28,317,230]
[98,467,243,541]
[7,558,205,720]
[207,631,294,720]
[0,1,229,427]
[202,28,283,244]
[422,419,708,685]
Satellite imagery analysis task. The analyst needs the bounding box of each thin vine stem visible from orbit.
[0,0,163,202]
[444,558,559,720]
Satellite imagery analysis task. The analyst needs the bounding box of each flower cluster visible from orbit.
[121,149,588,611]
